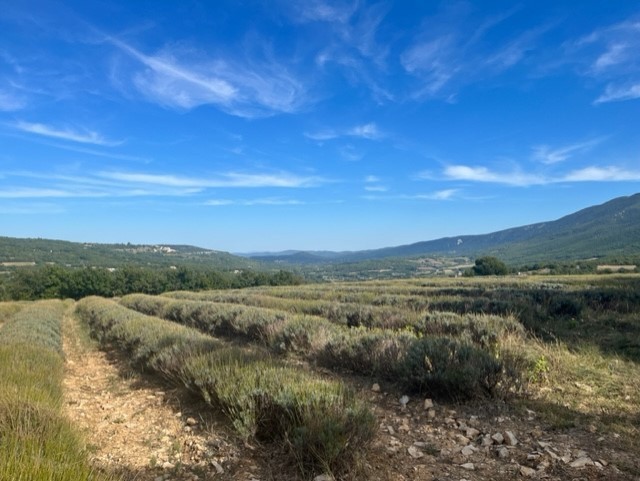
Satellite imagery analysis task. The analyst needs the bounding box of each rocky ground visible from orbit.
[62,310,639,481]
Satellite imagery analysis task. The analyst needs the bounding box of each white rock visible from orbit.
[461,446,476,456]
[497,447,510,459]
[186,417,198,426]
[211,461,224,474]
[520,466,537,477]
[313,475,333,481]
[371,383,381,392]
[399,395,410,407]
[481,435,493,447]
[423,398,434,409]
[427,408,436,419]
[569,457,594,468]
[466,427,481,439]
[491,433,504,444]
[408,446,424,459]
[504,431,518,446]
[460,462,475,470]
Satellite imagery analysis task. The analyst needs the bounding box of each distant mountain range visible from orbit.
[245,193,640,265]
[1,193,639,272]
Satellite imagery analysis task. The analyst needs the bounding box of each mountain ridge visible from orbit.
[1,193,639,270]
[246,192,640,264]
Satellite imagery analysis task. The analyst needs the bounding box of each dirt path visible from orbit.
[61,306,265,481]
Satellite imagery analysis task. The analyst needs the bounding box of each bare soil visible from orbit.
[62,308,639,481]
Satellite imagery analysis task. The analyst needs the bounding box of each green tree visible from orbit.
[472,256,509,276]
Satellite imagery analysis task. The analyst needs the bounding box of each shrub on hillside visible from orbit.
[399,337,503,399]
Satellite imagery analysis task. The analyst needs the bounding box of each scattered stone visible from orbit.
[423,398,434,409]
[408,446,425,459]
[497,447,510,459]
[313,474,333,481]
[211,460,224,474]
[427,408,436,420]
[491,433,505,444]
[399,395,410,408]
[460,462,475,470]
[598,459,608,466]
[569,457,594,468]
[481,435,493,447]
[504,431,518,446]
[465,427,481,439]
[538,460,551,470]
[461,445,476,456]
[161,461,175,469]
[372,383,381,392]
[387,426,395,435]
[520,466,537,477]
[186,417,198,426]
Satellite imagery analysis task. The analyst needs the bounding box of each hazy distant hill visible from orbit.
[3,193,638,272]
[248,193,640,265]
[0,237,257,270]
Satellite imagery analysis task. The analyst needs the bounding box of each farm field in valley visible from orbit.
[1,274,640,480]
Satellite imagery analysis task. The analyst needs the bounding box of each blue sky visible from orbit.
[1,1,639,252]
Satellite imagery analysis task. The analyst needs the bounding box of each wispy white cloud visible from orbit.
[0,187,82,199]
[305,122,383,141]
[410,189,459,200]
[572,19,640,103]
[0,90,26,111]
[12,121,122,146]
[364,185,388,192]
[33,142,150,163]
[205,197,304,206]
[441,165,545,186]
[0,168,326,201]
[400,36,458,97]
[364,175,380,183]
[594,83,640,104]
[108,36,307,117]
[531,137,606,164]
[563,166,640,182]
[400,8,545,99]
[438,163,640,186]
[338,144,363,161]
[363,189,458,201]
[593,43,629,71]
[287,0,357,24]
[347,122,383,140]
[101,171,325,188]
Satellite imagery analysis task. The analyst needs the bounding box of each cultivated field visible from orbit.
[1,274,639,480]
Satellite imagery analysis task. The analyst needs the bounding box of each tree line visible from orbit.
[0,265,303,301]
